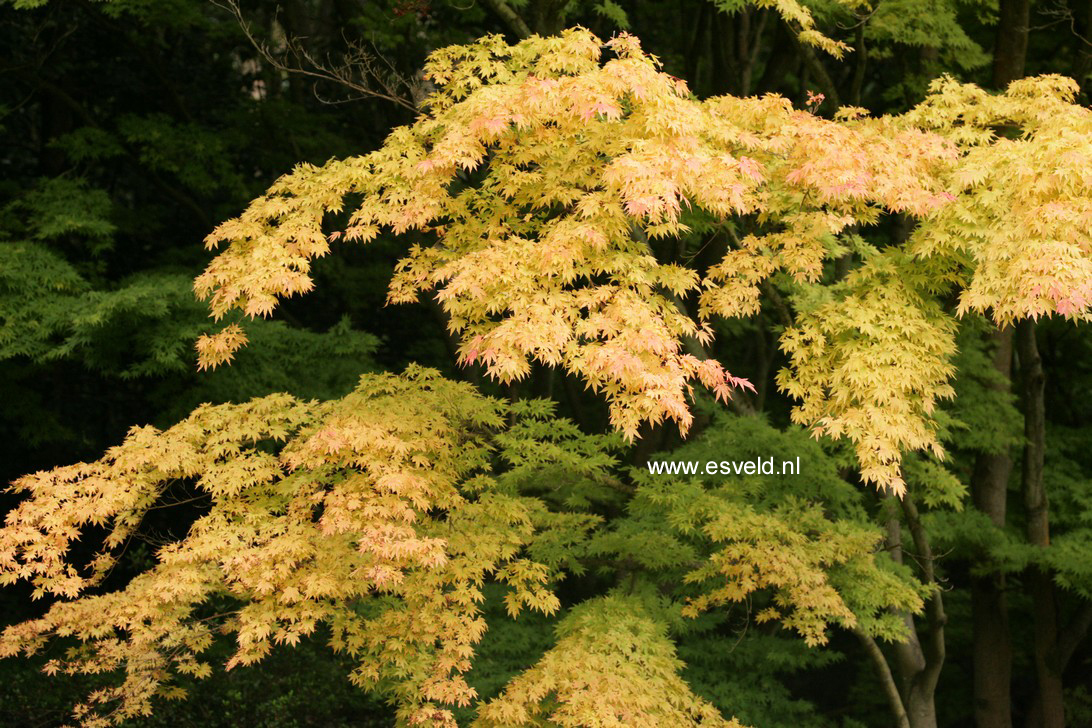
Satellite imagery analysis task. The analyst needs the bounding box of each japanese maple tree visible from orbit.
[2,27,1091,728]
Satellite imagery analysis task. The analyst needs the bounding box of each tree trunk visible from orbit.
[754,19,798,94]
[1018,320,1066,728]
[856,628,912,728]
[906,681,940,728]
[685,2,710,95]
[970,326,1014,728]
[527,0,568,36]
[992,0,1030,87]
[880,496,945,728]
[709,11,738,95]
[1074,0,1092,99]
[970,544,1013,728]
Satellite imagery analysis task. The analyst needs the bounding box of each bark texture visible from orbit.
[1019,321,1065,728]
[970,326,1014,728]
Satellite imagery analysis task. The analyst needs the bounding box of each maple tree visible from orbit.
[193,29,1089,493]
[3,6,1092,728]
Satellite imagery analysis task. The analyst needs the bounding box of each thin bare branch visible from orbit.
[213,0,421,111]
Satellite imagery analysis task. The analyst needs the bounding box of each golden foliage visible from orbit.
[474,596,745,728]
[907,75,1092,325]
[193,30,1090,490]
[0,368,586,726]
[778,254,958,494]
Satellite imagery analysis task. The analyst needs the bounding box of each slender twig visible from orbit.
[212,0,420,111]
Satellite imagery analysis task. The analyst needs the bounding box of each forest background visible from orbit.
[1,0,1091,727]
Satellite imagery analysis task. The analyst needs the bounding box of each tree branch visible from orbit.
[901,491,947,693]
[480,0,533,39]
[213,0,420,111]
[789,23,842,108]
[1056,599,1092,672]
[854,628,912,728]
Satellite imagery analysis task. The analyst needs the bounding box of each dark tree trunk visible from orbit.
[905,682,940,728]
[993,0,1030,87]
[684,2,709,93]
[527,0,568,36]
[882,497,945,728]
[39,90,74,177]
[970,326,1014,728]
[735,7,762,96]
[1071,0,1092,100]
[754,19,798,95]
[709,11,738,95]
[987,0,1040,715]
[1019,321,1066,728]
[970,514,1013,728]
